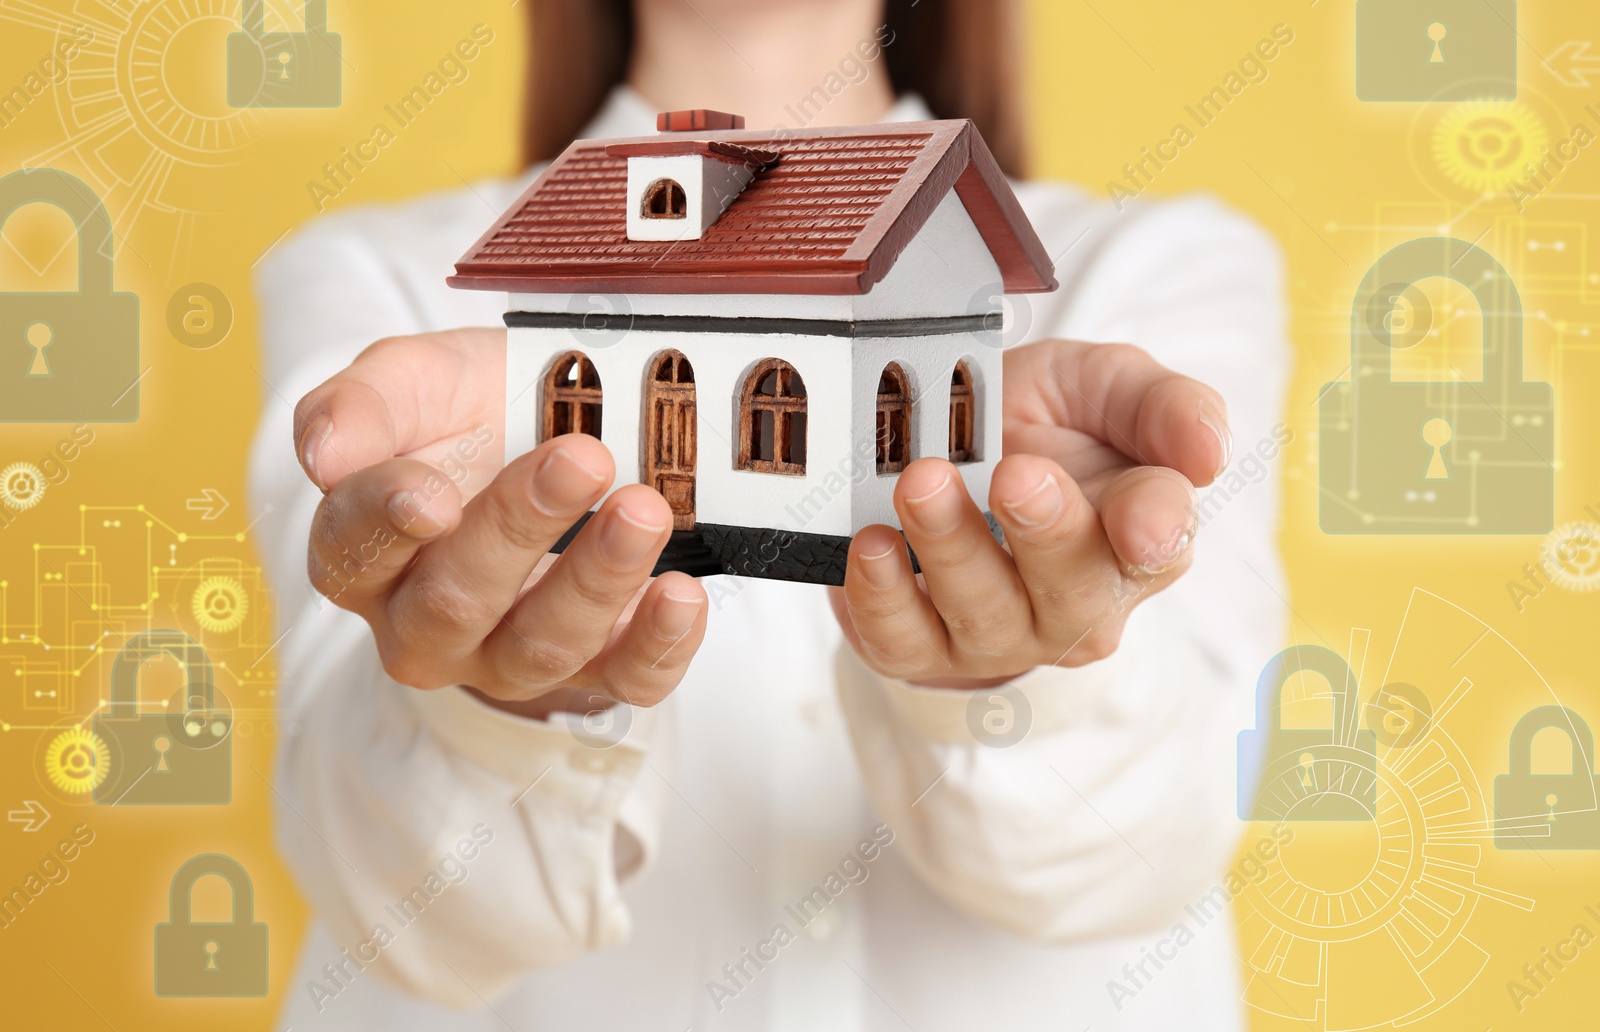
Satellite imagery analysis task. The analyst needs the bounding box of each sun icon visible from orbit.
[44,727,111,794]
[192,576,248,633]
[1431,100,1548,195]
[0,462,46,511]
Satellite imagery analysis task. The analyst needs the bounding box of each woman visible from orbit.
[251,0,1289,1028]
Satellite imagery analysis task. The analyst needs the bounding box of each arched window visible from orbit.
[738,359,806,475]
[641,178,687,219]
[949,360,977,463]
[876,362,912,474]
[543,351,602,441]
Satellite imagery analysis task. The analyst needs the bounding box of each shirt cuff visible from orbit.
[405,685,663,875]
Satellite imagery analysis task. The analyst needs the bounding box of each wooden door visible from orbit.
[644,350,696,530]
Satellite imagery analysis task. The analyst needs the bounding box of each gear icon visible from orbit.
[1431,100,1547,196]
[44,727,111,794]
[0,462,46,511]
[192,576,248,633]
[1542,522,1600,592]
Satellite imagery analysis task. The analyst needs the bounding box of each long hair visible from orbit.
[520,0,1027,176]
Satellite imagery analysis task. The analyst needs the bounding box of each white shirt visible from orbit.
[251,87,1290,1032]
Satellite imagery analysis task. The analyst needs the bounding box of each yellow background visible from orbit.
[0,0,1595,1028]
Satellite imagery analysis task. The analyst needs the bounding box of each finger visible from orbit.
[308,458,461,612]
[480,484,673,694]
[893,459,1034,664]
[588,573,710,707]
[839,524,951,679]
[986,453,1115,646]
[386,434,613,660]
[1009,341,1231,487]
[1097,465,1198,580]
[293,328,505,490]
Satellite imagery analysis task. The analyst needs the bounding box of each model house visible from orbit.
[449,109,1057,584]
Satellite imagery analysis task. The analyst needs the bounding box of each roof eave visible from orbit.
[956,128,1060,294]
[447,267,875,296]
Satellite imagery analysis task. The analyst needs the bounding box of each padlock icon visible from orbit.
[155,854,268,997]
[1237,645,1378,822]
[227,0,342,108]
[93,630,231,806]
[1320,237,1552,534]
[1356,0,1516,101]
[0,169,139,423]
[1494,706,1600,850]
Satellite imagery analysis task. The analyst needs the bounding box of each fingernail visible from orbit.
[655,590,703,639]
[300,413,332,491]
[1001,474,1063,528]
[905,473,962,536]
[531,446,606,516]
[1131,526,1195,577]
[856,541,901,590]
[1199,402,1233,479]
[386,490,449,539]
[600,506,668,568]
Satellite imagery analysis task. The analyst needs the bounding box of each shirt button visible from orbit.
[799,695,829,729]
[569,749,618,775]
[805,905,843,942]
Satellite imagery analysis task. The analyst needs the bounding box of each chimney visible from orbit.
[608,110,776,242]
[657,109,745,132]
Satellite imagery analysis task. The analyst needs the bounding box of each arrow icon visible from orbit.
[186,488,229,521]
[7,800,50,832]
[1545,41,1600,88]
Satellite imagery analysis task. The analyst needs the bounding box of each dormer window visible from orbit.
[608,113,778,243]
[642,178,687,220]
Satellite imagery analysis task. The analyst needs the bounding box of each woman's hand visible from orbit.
[829,339,1230,688]
[293,328,708,717]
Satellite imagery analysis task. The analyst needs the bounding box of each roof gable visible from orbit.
[448,119,1058,297]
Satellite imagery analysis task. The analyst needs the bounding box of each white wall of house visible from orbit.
[506,322,1001,539]
[507,325,858,537]
[847,332,1002,531]
[852,190,1007,321]
[507,190,1008,322]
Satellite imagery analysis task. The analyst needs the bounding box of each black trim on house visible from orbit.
[503,310,1002,339]
[549,512,1004,586]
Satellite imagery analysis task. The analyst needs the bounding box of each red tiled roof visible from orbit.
[449,120,1058,296]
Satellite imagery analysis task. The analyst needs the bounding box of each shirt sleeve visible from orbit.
[246,210,671,1007]
[836,194,1292,942]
